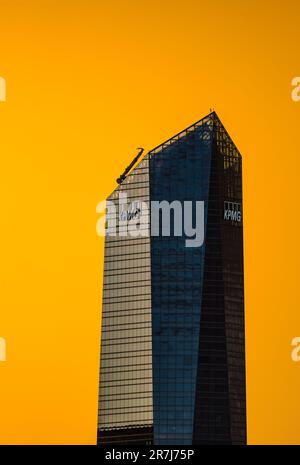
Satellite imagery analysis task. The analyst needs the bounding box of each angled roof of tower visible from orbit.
[148,111,241,159]
[109,111,242,197]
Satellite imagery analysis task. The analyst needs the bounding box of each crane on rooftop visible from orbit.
[116,147,144,184]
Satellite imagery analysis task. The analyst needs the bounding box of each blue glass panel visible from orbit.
[150,123,213,445]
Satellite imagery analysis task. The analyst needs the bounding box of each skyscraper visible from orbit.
[98,112,246,445]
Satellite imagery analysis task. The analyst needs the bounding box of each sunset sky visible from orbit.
[0,0,299,444]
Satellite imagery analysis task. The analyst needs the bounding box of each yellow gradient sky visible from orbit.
[0,0,299,444]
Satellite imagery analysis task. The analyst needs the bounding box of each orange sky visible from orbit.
[0,0,299,444]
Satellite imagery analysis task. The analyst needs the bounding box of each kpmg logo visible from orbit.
[224,201,242,223]
[0,77,6,102]
[96,193,205,248]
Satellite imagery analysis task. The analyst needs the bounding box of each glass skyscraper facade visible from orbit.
[98,112,246,445]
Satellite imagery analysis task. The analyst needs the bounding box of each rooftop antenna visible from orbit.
[116,147,144,184]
